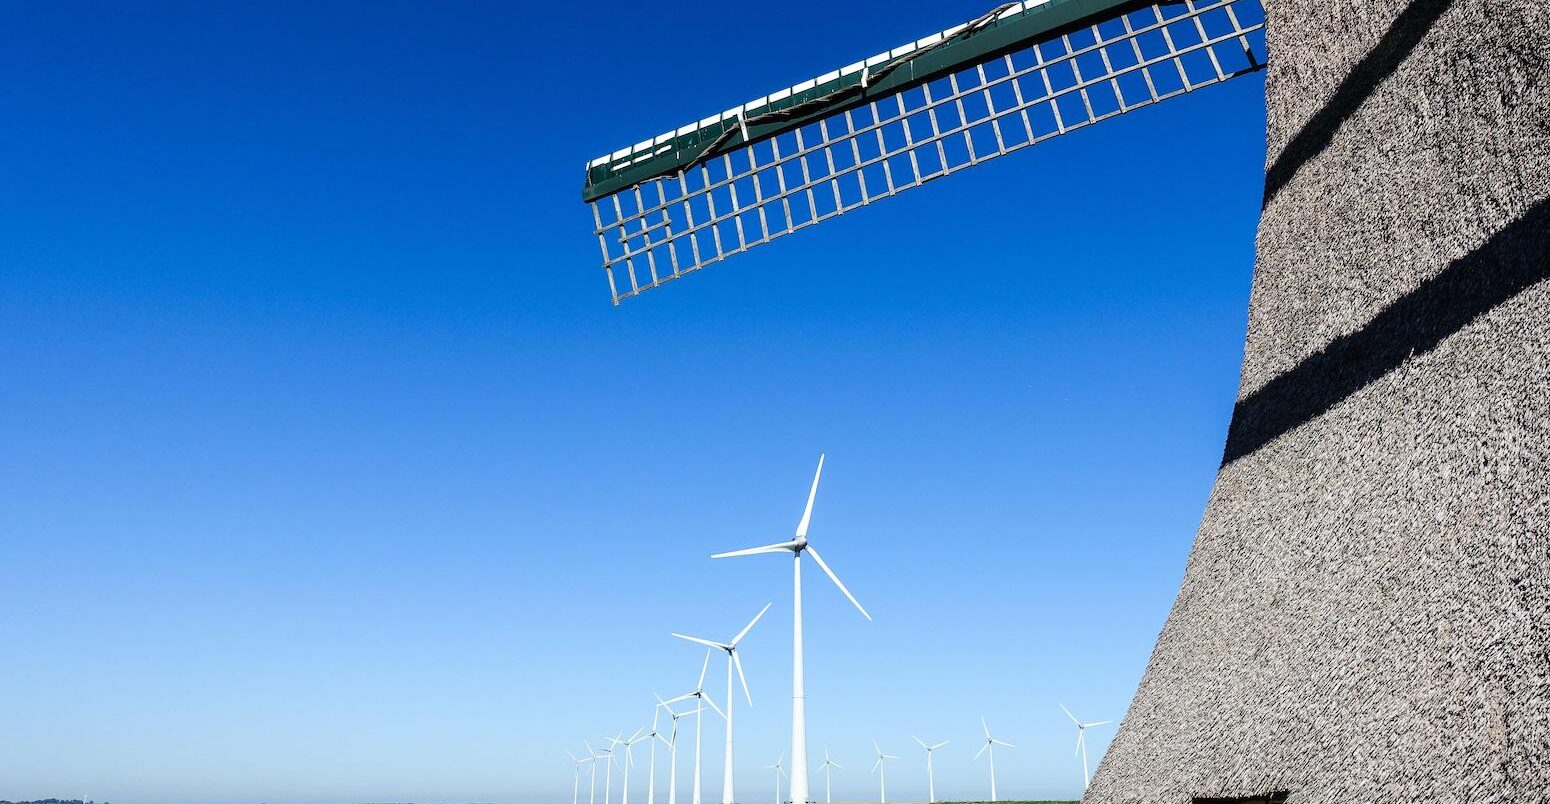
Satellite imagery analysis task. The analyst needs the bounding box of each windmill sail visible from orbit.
[581,0,1267,304]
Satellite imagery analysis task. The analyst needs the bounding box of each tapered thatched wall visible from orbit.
[1086,0,1550,801]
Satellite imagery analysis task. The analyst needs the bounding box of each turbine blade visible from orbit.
[697,649,711,689]
[871,758,881,773]
[913,736,927,749]
[1075,730,1084,758]
[660,691,696,707]
[1058,702,1081,726]
[672,633,728,651]
[931,740,950,750]
[993,740,1016,749]
[981,717,990,739]
[1084,720,1114,728]
[711,541,797,559]
[730,602,773,646]
[795,455,824,539]
[732,651,753,707]
[874,739,882,756]
[699,692,727,721]
[973,744,987,760]
[804,545,871,620]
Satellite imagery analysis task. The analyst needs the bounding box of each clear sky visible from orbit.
[0,2,1266,803]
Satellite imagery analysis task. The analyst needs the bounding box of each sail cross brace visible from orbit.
[583,0,1267,304]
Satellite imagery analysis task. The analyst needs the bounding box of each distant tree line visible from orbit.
[0,799,110,804]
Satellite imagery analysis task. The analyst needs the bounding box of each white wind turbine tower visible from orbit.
[712,455,872,804]
[911,737,949,804]
[817,747,843,804]
[613,728,648,804]
[765,753,787,804]
[656,694,699,804]
[672,602,772,804]
[570,750,595,804]
[870,741,899,804]
[974,718,1015,803]
[661,650,727,804]
[1058,703,1114,791]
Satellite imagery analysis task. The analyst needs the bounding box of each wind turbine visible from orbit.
[656,694,699,804]
[765,753,787,804]
[973,718,1014,803]
[644,705,670,804]
[570,750,595,804]
[661,650,727,804]
[712,455,872,804]
[1059,703,1114,791]
[870,741,899,803]
[612,728,648,804]
[600,736,620,804]
[586,741,603,804]
[672,602,771,804]
[911,737,949,804]
[817,747,843,804]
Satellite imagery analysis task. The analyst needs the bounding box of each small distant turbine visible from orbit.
[661,650,727,804]
[612,728,648,804]
[644,707,665,804]
[599,736,620,804]
[569,750,595,804]
[818,747,844,804]
[585,741,604,804]
[973,717,1015,803]
[764,753,787,804]
[673,601,772,804]
[655,694,700,804]
[1058,703,1114,791]
[911,736,949,804]
[870,740,900,803]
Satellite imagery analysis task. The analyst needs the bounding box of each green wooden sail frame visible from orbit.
[583,0,1266,303]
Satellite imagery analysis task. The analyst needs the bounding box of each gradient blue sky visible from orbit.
[0,2,1266,803]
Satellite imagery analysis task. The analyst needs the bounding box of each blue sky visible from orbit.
[0,2,1266,803]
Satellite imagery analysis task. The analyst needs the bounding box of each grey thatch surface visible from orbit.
[1086,0,1550,801]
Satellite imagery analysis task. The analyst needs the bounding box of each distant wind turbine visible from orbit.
[765,753,787,804]
[644,708,663,804]
[974,718,1014,802]
[655,694,699,804]
[818,747,844,804]
[672,602,772,804]
[600,735,620,804]
[712,455,872,804]
[911,736,949,804]
[870,741,900,803]
[1059,703,1114,790]
[570,750,595,804]
[661,650,727,804]
[612,728,647,804]
[586,741,603,804]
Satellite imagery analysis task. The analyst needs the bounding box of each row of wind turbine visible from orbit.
[569,456,1110,804]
